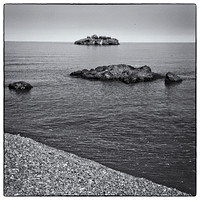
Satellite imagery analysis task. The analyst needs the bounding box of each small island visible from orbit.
[70,64,183,85]
[8,81,33,91]
[70,64,163,84]
[74,34,120,45]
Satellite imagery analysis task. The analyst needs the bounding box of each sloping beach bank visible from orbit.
[4,133,189,196]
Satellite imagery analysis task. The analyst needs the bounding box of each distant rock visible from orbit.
[99,36,107,40]
[74,34,120,45]
[91,34,98,39]
[165,72,182,84]
[8,81,33,91]
[102,38,119,45]
[70,64,163,84]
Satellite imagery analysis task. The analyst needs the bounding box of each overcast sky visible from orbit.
[4,4,196,42]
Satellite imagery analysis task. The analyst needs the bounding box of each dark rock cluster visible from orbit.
[7,68,182,94]
[74,34,120,45]
[70,64,164,84]
[165,72,182,84]
[8,81,33,91]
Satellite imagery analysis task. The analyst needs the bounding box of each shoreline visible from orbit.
[4,133,190,196]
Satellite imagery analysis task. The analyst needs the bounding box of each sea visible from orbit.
[4,42,196,195]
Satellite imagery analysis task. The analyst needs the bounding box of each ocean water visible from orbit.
[4,42,196,195]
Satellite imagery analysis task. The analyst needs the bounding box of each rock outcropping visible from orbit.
[8,81,33,91]
[74,34,120,45]
[165,72,182,84]
[70,64,163,84]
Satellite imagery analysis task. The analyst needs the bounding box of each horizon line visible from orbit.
[4,40,195,44]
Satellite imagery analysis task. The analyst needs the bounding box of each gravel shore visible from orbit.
[4,133,190,196]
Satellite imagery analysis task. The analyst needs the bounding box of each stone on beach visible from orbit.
[4,133,190,196]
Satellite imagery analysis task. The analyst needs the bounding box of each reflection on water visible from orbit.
[165,81,183,87]
[9,89,32,95]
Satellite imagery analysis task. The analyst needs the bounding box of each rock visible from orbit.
[8,81,33,91]
[165,72,182,84]
[74,38,93,45]
[74,34,120,45]
[91,34,98,39]
[70,64,163,84]
[102,38,119,45]
[93,39,101,45]
[99,36,107,40]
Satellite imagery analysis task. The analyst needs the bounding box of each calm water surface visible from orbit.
[4,42,196,195]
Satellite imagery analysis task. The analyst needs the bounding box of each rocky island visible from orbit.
[70,64,164,84]
[74,34,120,45]
[8,81,33,91]
[165,72,183,84]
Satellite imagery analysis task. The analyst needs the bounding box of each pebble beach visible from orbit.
[4,133,190,196]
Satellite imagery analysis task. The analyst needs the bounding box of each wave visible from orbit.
[180,75,196,80]
[5,62,49,66]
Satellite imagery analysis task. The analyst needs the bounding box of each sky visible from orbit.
[4,4,196,42]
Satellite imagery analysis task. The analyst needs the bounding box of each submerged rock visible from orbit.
[70,64,163,84]
[8,81,33,91]
[74,34,120,45]
[165,72,182,84]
